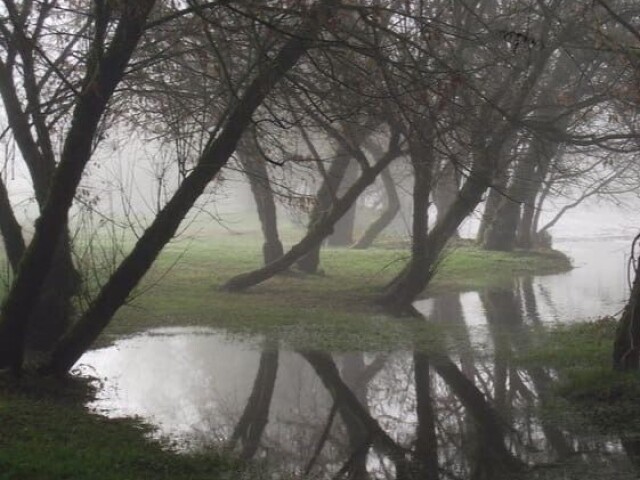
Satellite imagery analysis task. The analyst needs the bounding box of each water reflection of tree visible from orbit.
[229,343,279,460]
[197,281,639,478]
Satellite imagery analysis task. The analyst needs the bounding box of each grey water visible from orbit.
[79,237,638,479]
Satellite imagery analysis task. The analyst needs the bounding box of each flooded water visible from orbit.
[80,238,639,479]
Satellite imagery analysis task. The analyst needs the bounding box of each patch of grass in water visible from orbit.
[102,236,571,352]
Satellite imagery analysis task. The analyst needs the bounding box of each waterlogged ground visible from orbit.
[79,238,639,479]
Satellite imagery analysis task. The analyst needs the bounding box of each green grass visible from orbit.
[519,317,640,437]
[0,376,250,480]
[97,234,572,351]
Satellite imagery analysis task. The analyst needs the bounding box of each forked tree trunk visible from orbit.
[0,38,82,354]
[352,167,400,249]
[484,139,558,252]
[0,2,157,373]
[41,2,335,375]
[379,158,493,314]
[237,141,284,265]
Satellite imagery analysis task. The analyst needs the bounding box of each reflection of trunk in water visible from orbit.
[480,288,517,418]
[482,281,573,460]
[340,353,373,479]
[430,352,524,479]
[300,350,412,479]
[237,138,285,265]
[413,352,439,480]
[229,345,279,460]
[416,292,521,477]
[432,293,476,379]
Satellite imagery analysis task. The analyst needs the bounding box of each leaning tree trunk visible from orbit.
[352,167,400,249]
[614,234,640,371]
[237,140,284,265]
[379,156,493,314]
[41,3,334,375]
[221,134,401,292]
[296,148,351,273]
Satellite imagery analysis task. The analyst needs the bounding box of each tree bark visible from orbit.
[352,167,400,249]
[0,1,157,373]
[378,136,433,313]
[0,177,25,273]
[379,156,493,313]
[42,1,335,375]
[237,140,284,265]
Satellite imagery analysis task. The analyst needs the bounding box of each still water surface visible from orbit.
[80,238,638,479]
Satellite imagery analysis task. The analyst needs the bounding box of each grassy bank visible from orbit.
[0,377,248,480]
[99,234,572,350]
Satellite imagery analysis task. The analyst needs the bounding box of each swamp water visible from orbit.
[79,238,638,479]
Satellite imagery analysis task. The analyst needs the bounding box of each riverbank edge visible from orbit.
[102,241,573,351]
[0,242,573,479]
[0,374,250,479]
